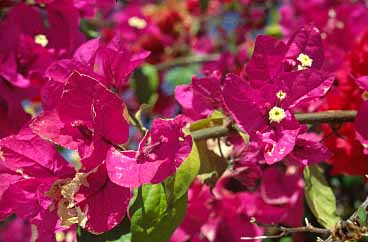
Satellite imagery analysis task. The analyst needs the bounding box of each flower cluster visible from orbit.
[1,1,368,242]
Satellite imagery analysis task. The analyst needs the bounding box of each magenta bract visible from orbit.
[32,72,130,171]
[106,115,192,188]
[223,25,333,165]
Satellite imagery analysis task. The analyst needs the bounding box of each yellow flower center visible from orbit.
[297,53,313,70]
[276,90,287,100]
[55,231,65,242]
[128,16,147,29]
[268,106,286,123]
[34,34,48,47]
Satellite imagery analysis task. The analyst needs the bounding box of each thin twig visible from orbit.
[155,54,220,70]
[102,137,127,151]
[191,126,234,140]
[241,231,287,240]
[243,194,368,242]
[241,224,330,240]
[128,110,147,135]
[294,110,357,124]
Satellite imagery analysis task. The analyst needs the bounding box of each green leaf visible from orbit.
[358,206,367,225]
[264,8,282,38]
[129,141,200,242]
[279,237,293,242]
[130,186,188,242]
[80,20,100,39]
[131,65,159,105]
[265,24,282,38]
[165,65,200,87]
[141,64,159,90]
[304,165,340,229]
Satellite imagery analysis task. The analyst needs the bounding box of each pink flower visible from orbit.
[0,128,132,241]
[0,128,75,241]
[0,80,32,138]
[223,25,333,164]
[106,115,192,187]
[355,101,368,154]
[171,179,263,242]
[214,167,304,227]
[35,0,115,18]
[285,133,332,166]
[280,1,368,70]
[112,3,175,58]
[175,71,224,120]
[31,72,130,171]
[72,162,132,234]
[0,217,32,242]
[0,2,83,88]
[258,166,304,226]
[41,35,149,109]
[173,164,303,241]
[170,180,213,242]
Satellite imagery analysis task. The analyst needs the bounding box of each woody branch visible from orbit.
[241,195,368,242]
[190,110,357,141]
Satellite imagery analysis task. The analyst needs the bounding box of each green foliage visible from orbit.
[265,24,282,38]
[304,165,340,229]
[141,64,159,89]
[279,237,293,242]
[129,186,187,242]
[165,65,200,87]
[265,8,282,38]
[358,206,367,225]
[128,142,200,242]
[80,19,100,39]
[189,113,228,187]
[131,64,159,105]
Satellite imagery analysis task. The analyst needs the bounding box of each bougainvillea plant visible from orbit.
[1,1,368,242]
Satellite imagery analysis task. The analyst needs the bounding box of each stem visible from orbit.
[102,137,126,152]
[191,110,357,141]
[128,110,147,135]
[191,126,234,140]
[295,110,357,124]
[241,197,368,242]
[155,54,220,70]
